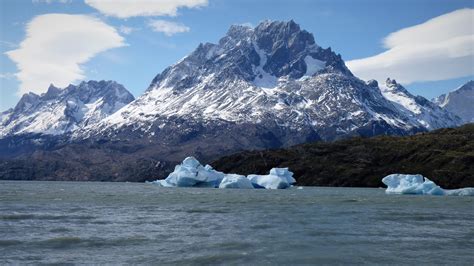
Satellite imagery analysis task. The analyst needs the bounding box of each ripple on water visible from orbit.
[33,236,150,249]
[0,240,23,247]
[185,208,230,214]
[0,213,96,221]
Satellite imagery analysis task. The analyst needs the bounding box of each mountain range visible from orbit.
[0,20,471,181]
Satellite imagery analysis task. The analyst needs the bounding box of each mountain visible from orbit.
[0,20,464,182]
[80,20,458,145]
[432,80,474,123]
[211,124,474,189]
[379,78,462,130]
[0,80,134,138]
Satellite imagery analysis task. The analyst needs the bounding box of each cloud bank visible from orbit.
[347,8,474,84]
[148,20,190,36]
[84,0,208,18]
[6,14,125,95]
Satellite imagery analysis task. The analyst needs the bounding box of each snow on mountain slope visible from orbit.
[433,80,474,123]
[0,80,134,137]
[81,20,450,142]
[379,78,462,130]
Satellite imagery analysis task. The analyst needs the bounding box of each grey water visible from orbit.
[0,181,473,264]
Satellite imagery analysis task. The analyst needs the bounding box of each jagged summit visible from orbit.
[0,80,134,137]
[148,20,351,91]
[81,20,459,146]
[379,78,461,130]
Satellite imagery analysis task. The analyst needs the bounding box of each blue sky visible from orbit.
[0,0,473,111]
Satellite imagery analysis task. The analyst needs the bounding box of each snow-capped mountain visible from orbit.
[433,81,474,123]
[0,80,134,138]
[83,20,459,143]
[379,78,462,130]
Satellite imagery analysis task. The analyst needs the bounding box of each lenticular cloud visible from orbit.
[6,14,125,95]
[347,8,474,85]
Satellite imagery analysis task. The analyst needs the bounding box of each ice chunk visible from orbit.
[152,158,297,189]
[269,168,296,184]
[248,168,296,189]
[156,157,224,188]
[445,188,474,196]
[219,174,254,189]
[382,174,474,196]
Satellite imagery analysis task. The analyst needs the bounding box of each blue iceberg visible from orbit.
[153,157,296,189]
[382,174,474,196]
[248,168,296,189]
[155,157,224,188]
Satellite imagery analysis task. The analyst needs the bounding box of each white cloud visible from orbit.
[119,25,137,35]
[5,14,125,95]
[84,0,208,18]
[148,20,190,36]
[346,8,474,85]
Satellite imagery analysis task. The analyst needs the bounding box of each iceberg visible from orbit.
[219,174,254,189]
[155,157,224,188]
[152,157,296,189]
[382,174,474,196]
[248,168,296,189]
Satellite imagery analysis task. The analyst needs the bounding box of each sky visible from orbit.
[0,0,473,112]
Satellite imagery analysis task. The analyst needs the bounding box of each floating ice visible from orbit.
[153,157,296,189]
[219,174,254,189]
[155,157,224,188]
[248,168,296,189]
[382,174,474,196]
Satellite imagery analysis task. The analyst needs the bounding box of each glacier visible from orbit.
[153,157,295,189]
[382,174,474,196]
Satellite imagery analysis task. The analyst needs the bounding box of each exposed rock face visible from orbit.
[83,20,459,146]
[433,80,474,123]
[379,78,462,130]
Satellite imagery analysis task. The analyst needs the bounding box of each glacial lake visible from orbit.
[1,180,473,264]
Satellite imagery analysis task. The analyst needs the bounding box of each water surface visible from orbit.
[1,181,473,264]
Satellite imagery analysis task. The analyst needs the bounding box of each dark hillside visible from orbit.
[212,124,474,189]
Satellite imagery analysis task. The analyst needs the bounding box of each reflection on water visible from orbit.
[0,181,473,264]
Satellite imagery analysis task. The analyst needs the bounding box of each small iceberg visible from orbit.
[152,157,296,189]
[382,174,474,196]
[248,168,296,189]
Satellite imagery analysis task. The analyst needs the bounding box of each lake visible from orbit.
[1,181,473,264]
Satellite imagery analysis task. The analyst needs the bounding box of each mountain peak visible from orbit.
[432,80,474,123]
[14,92,40,112]
[385,78,400,87]
[458,80,473,91]
[255,19,301,34]
[384,78,409,94]
[226,24,253,39]
[43,84,61,99]
[1,80,134,137]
